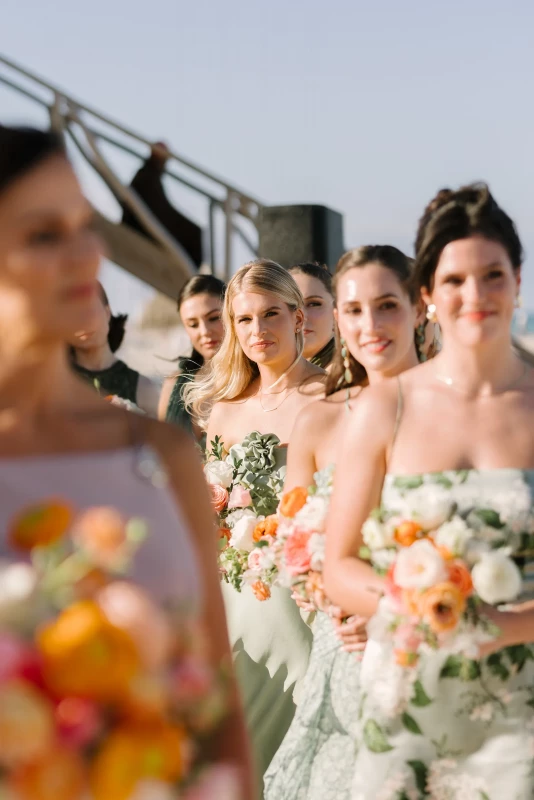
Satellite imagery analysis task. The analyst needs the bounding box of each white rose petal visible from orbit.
[372,548,397,571]
[394,539,447,590]
[362,517,394,550]
[226,507,257,528]
[295,496,329,533]
[401,485,454,531]
[204,459,234,488]
[472,551,522,605]
[434,517,472,558]
[229,514,260,552]
[308,532,325,571]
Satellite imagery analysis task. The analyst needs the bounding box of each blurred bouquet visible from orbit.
[105,394,145,414]
[0,500,237,800]
[204,433,284,595]
[361,483,527,667]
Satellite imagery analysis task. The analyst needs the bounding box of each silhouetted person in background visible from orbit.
[122,141,203,268]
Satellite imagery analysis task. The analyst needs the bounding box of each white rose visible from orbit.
[394,539,447,590]
[402,485,454,531]
[295,497,329,533]
[229,513,260,552]
[472,551,522,605]
[372,548,397,571]
[204,459,234,488]
[308,532,325,571]
[0,561,38,624]
[434,517,472,558]
[226,507,256,527]
[362,517,394,550]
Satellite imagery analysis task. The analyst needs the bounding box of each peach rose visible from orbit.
[394,520,424,547]
[9,500,73,551]
[284,529,312,576]
[418,581,466,634]
[251,580,271,601]
[279,487,308,518]
[72,507,129,569]
[0,680,55,768]
[227,484,252,510]
[209,484,229,514]
[304,570,326,611]
[447,561,474,598]
[253,515,279,542]
[9,747,87,800]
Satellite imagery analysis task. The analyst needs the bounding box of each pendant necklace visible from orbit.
[435,362,529,396]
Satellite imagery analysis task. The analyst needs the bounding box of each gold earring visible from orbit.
[426,303,437,323]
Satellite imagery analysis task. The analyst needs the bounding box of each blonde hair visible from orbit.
[183,259,305,423]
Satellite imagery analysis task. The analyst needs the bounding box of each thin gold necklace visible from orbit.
[258,386,298,413]
[435,362,529,396]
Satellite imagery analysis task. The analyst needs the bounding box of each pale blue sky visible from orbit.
[3,0,534,313]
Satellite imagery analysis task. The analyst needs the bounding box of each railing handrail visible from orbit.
[0,52,261,210]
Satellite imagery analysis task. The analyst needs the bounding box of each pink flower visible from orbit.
[0,634,31,684]
[209,484,229,514]
[55,696,102,747]
[171,657,213,707]
[182,764,242,800]
[284,528,313,576]
[393,622,423,653]
[247,549,263,571]
[228,484,252,510]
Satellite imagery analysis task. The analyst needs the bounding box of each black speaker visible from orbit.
[258,204,344,271]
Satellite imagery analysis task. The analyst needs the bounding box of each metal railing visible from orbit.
[0,53,262,281]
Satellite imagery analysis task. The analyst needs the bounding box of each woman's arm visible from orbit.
[150,422,255,799]
[157,376,177,421]
[324,385,398,618]
[284,402,321,491]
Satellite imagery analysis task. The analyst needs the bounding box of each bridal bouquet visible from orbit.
[105,394,145,414]
[361,484,526,667]
[0,500,236,800]
[204,433,285,595]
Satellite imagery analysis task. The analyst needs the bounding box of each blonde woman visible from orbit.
[185,259,325,794]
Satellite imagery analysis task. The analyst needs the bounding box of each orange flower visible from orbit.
[0,680,55,768]
[9,747,87,800]
[394,649,419,668]
[74,567,109,600]
[402,588,421,616]
[71,507,129,569]
[279,487,308,518]
[418,581,466,634]
[394,520,423,547]
[209,484,229,514]
[304,570,326,610]
[253,515,279,542]
[447,561,474,598]
[251,580,271,601]
[38,600,139,701]
[90,723,190,800]
[9,500,73,550]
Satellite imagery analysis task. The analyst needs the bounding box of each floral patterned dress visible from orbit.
[352,469,534,800]
[264,466,361,800]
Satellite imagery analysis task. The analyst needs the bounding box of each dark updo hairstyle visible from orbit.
[178,274,226,368]
[326,245,416,396]
[288,262,333,296]
[414,182,523,292]
[99,284,128,353]
[0,125,66,196]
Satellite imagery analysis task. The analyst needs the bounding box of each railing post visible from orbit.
[224,190,234,282]
[48,92,65,141]
[208,200,216,276]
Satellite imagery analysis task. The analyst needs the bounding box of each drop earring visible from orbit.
[515,295,523,309]
[415,323,427,362]
[426,303,437,323]
[340,338,353,384]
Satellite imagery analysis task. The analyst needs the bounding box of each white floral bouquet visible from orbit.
[204,433,285,596]
[361,481,529,667]
[105,394,145,414]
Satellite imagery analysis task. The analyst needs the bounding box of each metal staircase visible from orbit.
[0,54,262,298]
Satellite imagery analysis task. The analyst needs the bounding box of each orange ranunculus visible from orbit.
[90,723,190,800]
[279,487,308,518]
[402,588,421,616]
[71,507,129,569]
[10,747,87,800]
[253,515,279,542]
[250,580,271,601]
[418,581,466,634]
[0,680,55,769]
[447,561,474,598]
[9,500,73,550]
[209,484,229,514]
[394,649,419,668]
[38,600,139,701]
[394,520,423,547]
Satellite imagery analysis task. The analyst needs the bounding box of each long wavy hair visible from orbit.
[326,245,421,396]
[183,259,305,423]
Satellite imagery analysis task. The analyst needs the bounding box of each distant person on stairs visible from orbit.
[122,141,203,268]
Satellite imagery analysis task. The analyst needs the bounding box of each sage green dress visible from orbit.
[221,443,313,796]
[165,357,201,436]
[73,359,139,403]
[352,469,534,800]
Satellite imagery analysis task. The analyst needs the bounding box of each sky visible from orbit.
[3,0,534,316]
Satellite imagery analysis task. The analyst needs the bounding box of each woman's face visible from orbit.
[423,235,520,349]
[180,292,224,361]
[0,155,103,345]
[336,263,420,378]
[291,272,334,359]
[70,293,111,351]
[232,290,303,368]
